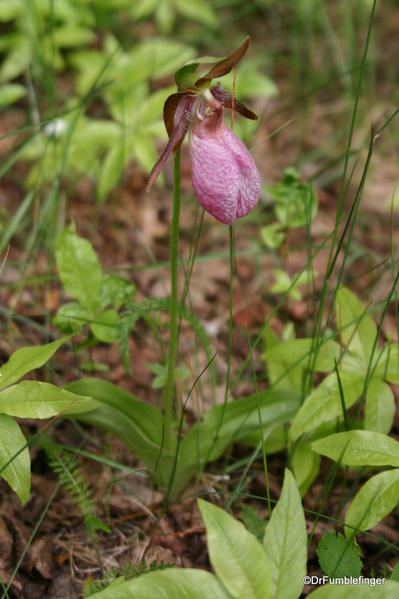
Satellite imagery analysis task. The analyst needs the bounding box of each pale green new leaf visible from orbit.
[90,568,231,598]
[0,414,30,504]
[90,310,119,343]
[56,225,102,315]
[311,430,399,467]
[264,469,307,599]
[291,441,321,496]
[375,343,399,384]
[264,338,341,374]
[198,499,271,599]
[344,469,399,538]
[0,83,26,106]
[308,581,399,598]
[0,338,66,390]
[290,372,363,441]
[365,379,395,434]
[0,381,97,418]
[335,287,376,361]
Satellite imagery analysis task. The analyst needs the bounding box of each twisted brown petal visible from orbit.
[210,83,258,120]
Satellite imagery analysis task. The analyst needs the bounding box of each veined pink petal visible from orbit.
[189,119,260,224]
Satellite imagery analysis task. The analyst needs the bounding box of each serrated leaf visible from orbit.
[311,430,399,467]
[0,414,30,504]
[198,499,272,599]
[0,381,97,418]
[344,469,399,537]
[100,274,135,311]
[268,168,317,228]
[335,287,376,361]
[365,379,395,434]
[264,469,307,598]
[56,225,102,315]
[89,568,231,598]
[290,372,364,441]
[291,441,321,496]
[0,338,66,390]
[316,532,362,578]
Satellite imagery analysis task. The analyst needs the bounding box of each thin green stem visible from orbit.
[164,150,181,443]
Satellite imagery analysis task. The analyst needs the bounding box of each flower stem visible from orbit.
[164,149,181,443]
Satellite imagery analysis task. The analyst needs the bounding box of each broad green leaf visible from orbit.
[56,225,102,315]
[174,0,218,26]
[175,390,301,496]
[97,143,125,201]
[0,83,26,107]
[308,581,399,598]
[90,568,231,599]
[375,343,399,384]
[344,469,399,537]
[65,378,173,481]
[53,302,89,334]
[316,532,362,578]
[198,499,272,599]
[0,338,66,390]
[264,469,306,598]
[90,310,119,343]
[264,338,341,374]
[311,430,399,467]
[365,379,395,434]
[291,441,321,496]
[335,287,376,361]
[0,0,22,21]
[0,381,97,418]
[53,26,95,48]
[129,39,195,80]
[290,372,363,441]
[0,414,30,504]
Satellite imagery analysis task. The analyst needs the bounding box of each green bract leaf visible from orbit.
[344,469,399,537]
[335,287,376,361]
[311,430,399,467]
[290,372,363,441]
[0,414,30,504]
[0,338,66,390]
[89,568,231,598]
[0,382,97,418]
[365,379,395,434]
[264,469,307,599]
[316,532,362,579]
[56,225,102,315]
[198,499,272,599]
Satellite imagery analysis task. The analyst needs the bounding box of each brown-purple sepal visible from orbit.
[147,94,195,191]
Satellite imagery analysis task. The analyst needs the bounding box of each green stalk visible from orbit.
[164,150,181,444]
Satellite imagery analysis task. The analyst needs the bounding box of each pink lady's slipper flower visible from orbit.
[147,38,261,225]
